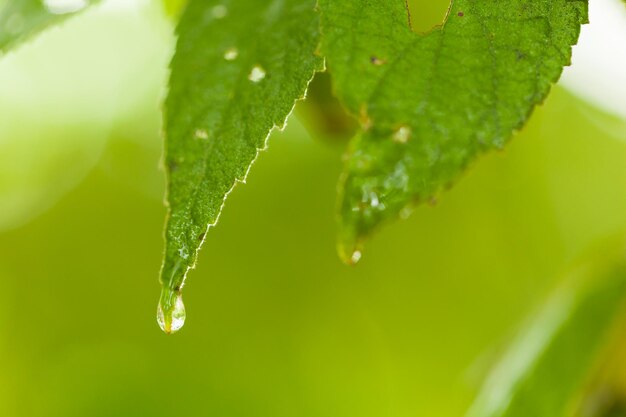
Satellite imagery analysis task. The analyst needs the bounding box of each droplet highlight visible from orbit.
[157,290,186,334]
[223,48,238,61]
[248,66,266,83]
[393,126,411,143]
[337,230,364,266]
[350,250,362,264]
[44,0,87,14]
[211,4,228,19]
[194,129,208,139]
[369,192,380,208]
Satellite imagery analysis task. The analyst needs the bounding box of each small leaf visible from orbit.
[318,0,588,263]
[0,0,96,54]
[466,257,626,417]
[160,0,323,333]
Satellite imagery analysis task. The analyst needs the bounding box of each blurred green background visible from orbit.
[1,1,626,416]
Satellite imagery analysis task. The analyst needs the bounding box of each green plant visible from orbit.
[2,2,626,415]
[158,0,588,333]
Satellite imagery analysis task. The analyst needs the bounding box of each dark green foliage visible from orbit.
[159,0,323,330]
[318,0,588,261]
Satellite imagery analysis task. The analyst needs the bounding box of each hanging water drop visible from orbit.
[157,289,186,334]
[350,250,362,264]
[337,230,364,266]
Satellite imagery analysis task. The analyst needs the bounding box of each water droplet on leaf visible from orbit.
[157,289,186,334]
[369,192,380,208]
[194,129,208,139]
[350,250,362,264]
[211,4,228,19]
[44,0,87,14]
[393,126,411,143]
[338,229,364,266]
[224,48,238,61]
[248,66,266,82]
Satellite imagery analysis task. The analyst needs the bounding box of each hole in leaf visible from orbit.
[406,0,451,33]
[296,72,359,144]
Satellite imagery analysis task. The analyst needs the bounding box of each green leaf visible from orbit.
[318,0,588,263]
[0,0,96,54]
[466,256,626,417]
[159,0,323,333]
[161,0,187,19]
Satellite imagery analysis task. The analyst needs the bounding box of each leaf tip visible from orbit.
[337,227,364,266]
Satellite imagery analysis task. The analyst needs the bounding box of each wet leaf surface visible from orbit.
[161,0,323,332]
[318,0,588,262]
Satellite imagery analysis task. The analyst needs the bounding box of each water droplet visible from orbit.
[248,66,266,82]
[157,290,186,334]
[393,126,411,143]
[44,0,87,14]
[194,129,208,139]
[223,48,238,61]
[369,192,380,208]
[211,4,228,19]
[338,235,363,266]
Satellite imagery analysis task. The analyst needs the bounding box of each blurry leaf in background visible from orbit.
[318,0,588,264]
[160,0,323,332]
[161,0,187,18]
[560,0,626,122]
[295,72,359,146]
[573,97,626,145]
[0,0,625,416]
[1,75,626,417]
[0,0,97,53]
[574,335,626,417]
[0,0,172,231]
[467,248,626,417]
[0,84,624,417]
